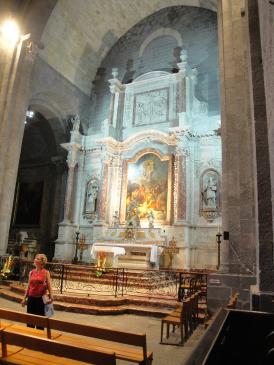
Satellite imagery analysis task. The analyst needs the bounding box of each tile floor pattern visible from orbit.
[0,297,206,365]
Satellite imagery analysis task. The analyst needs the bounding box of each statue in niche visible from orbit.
[71,114,80,132]
[112,211,119,228]
[85,179,98,213]
[202,176,217,208]
[201,170,220,222]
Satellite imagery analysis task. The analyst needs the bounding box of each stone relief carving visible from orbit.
[124,92,134,128]
[200,169,220,222]
[134,89,168,126]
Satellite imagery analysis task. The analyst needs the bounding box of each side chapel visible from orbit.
[55,50,221,270]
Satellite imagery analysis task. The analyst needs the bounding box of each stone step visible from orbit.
[0,286,175,317]
[9,283,177,307]
[50,275,176,289]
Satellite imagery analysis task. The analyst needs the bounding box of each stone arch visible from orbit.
[29,93,72,149]
[138,28,183,57]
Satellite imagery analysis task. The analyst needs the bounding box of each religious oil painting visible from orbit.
[126,152,170,222]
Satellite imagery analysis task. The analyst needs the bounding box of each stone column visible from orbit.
[207,0,258,312]
[61,144,81,223]
[247,0,274,310]
[63,162,76,223]
[218,0,256,274]
[0,34,37,255]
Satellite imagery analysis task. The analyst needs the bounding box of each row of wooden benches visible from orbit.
[0,307,153,365]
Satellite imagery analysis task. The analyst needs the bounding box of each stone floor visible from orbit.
[0,296,206,365]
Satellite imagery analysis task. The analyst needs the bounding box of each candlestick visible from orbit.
[73,230,80,263]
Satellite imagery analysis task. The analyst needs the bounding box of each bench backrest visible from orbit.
[0,308,51,338]
[0,329,116,365]
[49,317,148,360]
[0,307,149,362]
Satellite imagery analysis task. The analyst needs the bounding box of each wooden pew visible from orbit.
[0,329,116,365]
[49,318,153,365]
[0,307,153,365]
[0,308,60,339]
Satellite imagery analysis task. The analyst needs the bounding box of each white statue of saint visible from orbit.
[86,179,98,213]
[203,176,217,208]
[71,114,80,132]
[112,211,119,228]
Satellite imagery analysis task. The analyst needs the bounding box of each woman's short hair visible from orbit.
[35,254,47,266]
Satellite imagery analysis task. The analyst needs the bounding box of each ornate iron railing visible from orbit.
[0,257,209,300]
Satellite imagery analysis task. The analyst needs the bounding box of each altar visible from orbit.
[91,227,166,269]
[91,242,163,269]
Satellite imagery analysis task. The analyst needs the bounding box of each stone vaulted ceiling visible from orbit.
[40,0,217,95]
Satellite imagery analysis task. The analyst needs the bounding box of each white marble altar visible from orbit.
[91,242,163,269]
[91,244,125,267]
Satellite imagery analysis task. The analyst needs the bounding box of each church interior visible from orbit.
[0,0,273,363]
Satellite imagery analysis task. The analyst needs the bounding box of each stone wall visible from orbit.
[30,57,92,134]
[39,0,217,95]
[90,6,219,132]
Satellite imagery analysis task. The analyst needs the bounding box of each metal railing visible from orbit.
[0,257,210,301]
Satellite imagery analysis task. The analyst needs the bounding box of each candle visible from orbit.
[76,224,80,232]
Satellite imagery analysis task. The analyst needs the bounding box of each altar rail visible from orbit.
[0,257,212,301]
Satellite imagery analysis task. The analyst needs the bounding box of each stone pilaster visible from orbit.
[246,0,274,310]
[0,35,37,255]
[176,49,188,125]
[217,0,256,275]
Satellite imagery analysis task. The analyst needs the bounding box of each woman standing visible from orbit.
[21,254,53,321]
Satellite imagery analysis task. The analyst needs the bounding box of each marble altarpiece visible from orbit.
[54,50,222,270]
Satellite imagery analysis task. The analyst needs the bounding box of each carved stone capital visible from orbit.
[108,78,124,94]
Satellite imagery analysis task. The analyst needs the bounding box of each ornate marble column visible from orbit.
[61,143,81,223]
[173,151,187,224]
[54,135,81,261]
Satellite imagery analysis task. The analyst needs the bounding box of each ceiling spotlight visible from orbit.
[26,110,34,118]
[0,19,20,45]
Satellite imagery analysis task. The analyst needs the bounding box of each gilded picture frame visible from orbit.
[120,149,173,225]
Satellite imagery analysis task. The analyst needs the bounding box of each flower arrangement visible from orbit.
[0,256,14,280]
[95,252,106,277]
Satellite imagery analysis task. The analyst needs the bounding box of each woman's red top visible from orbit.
[27,268,48,297]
